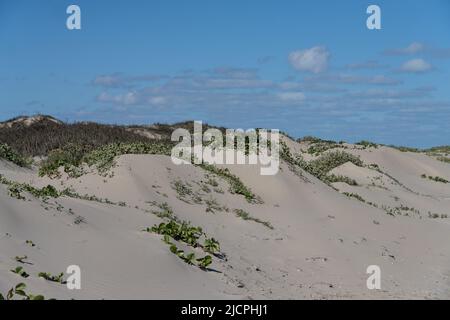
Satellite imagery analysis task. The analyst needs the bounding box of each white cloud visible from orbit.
[400,58,432,73]
[97,91,139,105]
[148,96,167,105]
[397,42,424,54]
[277,92,305,103]
[93,74,123,87]
[403,42,425,54]
[385,42,425,55]
[385,42,450,59]
[93,73,166,88]
[288,46,330,73]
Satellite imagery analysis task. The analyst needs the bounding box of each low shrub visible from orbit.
[0,143,30,167]
[0,283,46,300]
[356,140,379,149]
[200,164,260,203]
[307,151,363,181]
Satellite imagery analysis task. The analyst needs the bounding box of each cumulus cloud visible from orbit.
[277,92,305,103]
[385,42,450,59]
[97,91,140,105]
[386,42,425,55]
[288,46,330,73]
[93,74,124,88]
[93,74,166,88]
[304,74,402,86]
[399,59,432,73]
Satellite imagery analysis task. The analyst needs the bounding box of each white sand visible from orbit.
[1,140,450,299]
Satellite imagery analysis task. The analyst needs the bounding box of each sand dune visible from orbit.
[1,138,450,300]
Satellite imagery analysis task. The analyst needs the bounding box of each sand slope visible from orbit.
[1,140,450,299]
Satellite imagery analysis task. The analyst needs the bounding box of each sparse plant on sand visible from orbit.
[147,220,203,247]
[147,201,178,220]
[343,192,366,203]
[2,177,59,201]
[10,266,29,278]
[172,179,194,200]
[25,240,36,247]
[0,283,46,300]
[182,252,196,265]
[14,255,31,265]
[196,255,213,269]
[145,217,220,270]
[168,244,212,269]
[205,197,225,213]
[327,174,358,186]
[233,209,274,230]
[421,174,449,184]
[204,238,220,254]
[38,272,67,284]
[428,212,448,219]
[200,164,261,203]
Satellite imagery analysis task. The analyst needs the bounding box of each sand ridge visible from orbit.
[1,139,450,299]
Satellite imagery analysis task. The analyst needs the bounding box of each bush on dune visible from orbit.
[0,143,30,167]
[39,141,174,177]
[280,141,363,184]
[0,121,152,157]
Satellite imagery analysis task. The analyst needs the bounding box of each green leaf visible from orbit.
[7,288,14,300]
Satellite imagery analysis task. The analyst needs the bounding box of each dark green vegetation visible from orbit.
[0,174,59,200]
[307,151,363,180]
[38,272,66,284]
[421,174,449,184]
[0,143,30,167]
[200,164,261,203]
[144,220,218,270]
[327,174,358,186]
[356,140,379,149]
[40,141,174,177]
[0,116,227,158]
[233,209,274,230]
[147,220,204,247]
[305,141,342,156]
[0,283,47,300]
[280,141,364,185]
[342,192,366,203]
[0,116,151,157]
[146,201,178,220]
[10,266,29,278]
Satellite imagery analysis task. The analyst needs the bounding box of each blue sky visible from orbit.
[1,0,450,147]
